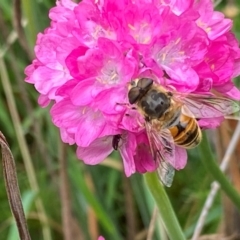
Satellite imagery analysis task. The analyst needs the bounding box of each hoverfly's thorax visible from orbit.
[140,89,171,119]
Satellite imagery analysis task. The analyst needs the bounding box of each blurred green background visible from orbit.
[1,0,240,239]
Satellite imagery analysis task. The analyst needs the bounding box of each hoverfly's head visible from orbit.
[128,78,153,104]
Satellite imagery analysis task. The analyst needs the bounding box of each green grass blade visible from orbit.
[145,172,186,240]
[69,159,121,239]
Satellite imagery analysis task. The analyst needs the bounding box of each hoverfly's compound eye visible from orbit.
[137,78,153,89]
[128,78,154,104]
[128,87,140,104]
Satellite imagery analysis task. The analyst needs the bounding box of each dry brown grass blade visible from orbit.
[217,120,240,237]
[192,121,240,240]
[85,172,98,240]
[197,233,239,240]
[134,229,148,240]
[0,131,31,240]
[146,206,158,240]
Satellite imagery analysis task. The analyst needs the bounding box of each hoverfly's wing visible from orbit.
[145,121,175,187]
[172,93,240,119]
[156,161,175,187]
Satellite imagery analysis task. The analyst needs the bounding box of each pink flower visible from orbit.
[194,0,232,40]
[25,0,240,179]
[97,236,105,240]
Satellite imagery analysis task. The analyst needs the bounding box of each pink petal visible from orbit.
[77,137,113,164]
[225,86,240,100]
[75,110,106,147]
[60,128,75,145]
[38,94,51,107]
[134,133,157,173]
[97,236,105,240]
[71,78,96,106]
[214,82,240,100]
[199,117,224,129]
[65,46,89,79]
[232,59,240,78]
[50,99,83,128]
[165,67,199,92]
[95,87,127,114]
[33,66,69,95]
[56,79,79,97]
[173,146,187,170]
[120,108,144,133]
[119,133,137,177]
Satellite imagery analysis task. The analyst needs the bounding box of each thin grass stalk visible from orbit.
[21,0,39,48]
[26,213,62,234]
[123,175,136,240]
[13,0,33,59]
[0,20,28,59]
[6,48,57,185]
[100,157,123,171]
[0,57,52,240]
[199,132,240,210]
[158,215,168,240]
[144,172,186,240]
[0,13,58,185]
[146,206,158,240]
[85,172,99,240]
[59,142,74,240]
[214,0,223,7]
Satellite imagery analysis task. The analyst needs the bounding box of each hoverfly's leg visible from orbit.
[162,70,172,87]
[116,102,137,110]
[137,118,144,127]
[163,70,170,79]
[116,102,130,107]
[116,102,131,116]
[116,102,139,121]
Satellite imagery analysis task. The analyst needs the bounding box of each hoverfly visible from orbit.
[128,78,239,186]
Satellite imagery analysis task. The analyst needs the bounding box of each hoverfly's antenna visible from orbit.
[116,102,130,106]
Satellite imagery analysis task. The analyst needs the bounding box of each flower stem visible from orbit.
[199,132,240,211]
[144,172,186,240]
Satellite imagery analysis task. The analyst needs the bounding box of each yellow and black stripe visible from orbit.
[169,115,202,149]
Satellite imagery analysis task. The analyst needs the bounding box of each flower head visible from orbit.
[25,0,240,178]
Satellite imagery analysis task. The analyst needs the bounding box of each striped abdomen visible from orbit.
[169,114,202,149]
